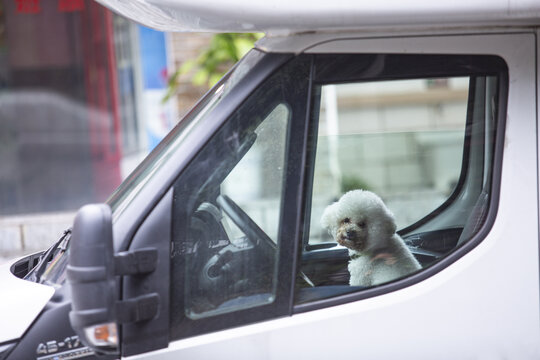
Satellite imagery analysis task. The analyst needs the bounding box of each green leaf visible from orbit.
[193,69,209,86]
[162,32,264,103]
[209,73,224,87]
[179,60,196,74]
[234,38,255,58]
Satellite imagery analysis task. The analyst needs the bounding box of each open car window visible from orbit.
[310,77,468,242]
[296,54,506,305]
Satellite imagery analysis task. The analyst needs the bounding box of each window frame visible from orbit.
[294,53,508,313]
[398,75,497,236]
[169,56,311,341]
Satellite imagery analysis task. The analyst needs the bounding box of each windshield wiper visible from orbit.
[25,229,71,283]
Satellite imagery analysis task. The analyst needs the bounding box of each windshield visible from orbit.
[106,50,265,219]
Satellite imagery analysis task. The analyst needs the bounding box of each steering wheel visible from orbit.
[216,195,276,257]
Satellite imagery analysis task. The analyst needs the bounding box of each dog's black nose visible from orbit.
[346,230,356,238]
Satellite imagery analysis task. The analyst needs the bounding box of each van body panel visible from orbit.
[0,261,54,343]
[123,31,540,359]
[256,27,534,53]
[95,0,540,33]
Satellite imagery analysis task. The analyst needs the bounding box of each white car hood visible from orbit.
[0,260,55,343]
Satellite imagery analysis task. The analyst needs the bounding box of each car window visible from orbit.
[221,104,289,242]
[182,103,289,320]
[170,56,309,340]
[310,78,468,242]
[296,54,506,305]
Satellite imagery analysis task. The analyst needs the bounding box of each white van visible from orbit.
[2,0,540,359]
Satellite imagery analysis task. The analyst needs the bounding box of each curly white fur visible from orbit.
[321,190,421,287]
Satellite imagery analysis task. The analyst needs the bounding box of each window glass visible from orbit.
[221,104,289,242]
[182,103,289,320]
[296,54,504,304]
[0,3,140,218]
[170,56,309,339]
[0,2,177,263]
[310,77,468,244]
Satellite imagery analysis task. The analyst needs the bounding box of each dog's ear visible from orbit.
[320,202,339,234]
[365,208,397,246]
[381,211,397,236]
[375,210,397,238]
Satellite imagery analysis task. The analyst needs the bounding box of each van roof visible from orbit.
[96,0,540,34]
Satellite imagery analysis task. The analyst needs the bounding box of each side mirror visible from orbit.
[67,204,158,355]
[67,204,118,354]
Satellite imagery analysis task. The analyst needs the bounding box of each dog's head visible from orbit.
[320,190,397,252]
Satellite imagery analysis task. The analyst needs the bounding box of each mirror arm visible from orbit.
[68,204,161,355]
[114,248,158,276]
[116,293,160,323]
[114,248,160,323]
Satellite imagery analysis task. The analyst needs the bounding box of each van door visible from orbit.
[125,32,538,359]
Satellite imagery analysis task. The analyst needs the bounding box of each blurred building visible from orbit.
[169,32,213,118]
[0,0,189,260]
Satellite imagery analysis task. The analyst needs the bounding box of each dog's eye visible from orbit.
[343,218,351,224]
[358,221,366,228]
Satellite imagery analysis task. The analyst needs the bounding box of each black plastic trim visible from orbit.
[169,55,311,341]
[0,342,15,360]
[121,189,172,356]
[67,204,117,343]
[300,55,321,250]
[9,252,43,279]
[114,248,158,276]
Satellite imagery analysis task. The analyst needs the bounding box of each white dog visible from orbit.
[321,190,421,287]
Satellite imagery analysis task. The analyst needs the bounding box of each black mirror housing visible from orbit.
[67,203,162,355]
[67,204,118,354]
